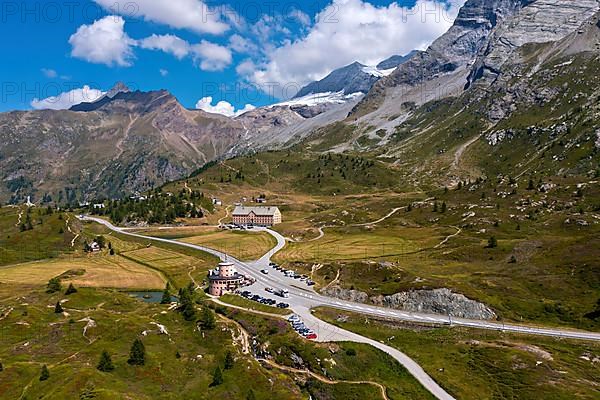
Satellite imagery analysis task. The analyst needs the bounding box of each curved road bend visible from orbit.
[79,216,454,399]
[79,217,600,397]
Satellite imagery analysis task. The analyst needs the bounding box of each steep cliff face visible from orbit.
[467,0,599,86]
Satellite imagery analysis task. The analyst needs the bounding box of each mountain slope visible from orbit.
[0,88,244,203]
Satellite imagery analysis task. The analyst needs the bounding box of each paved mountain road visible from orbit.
[79,216,600,399]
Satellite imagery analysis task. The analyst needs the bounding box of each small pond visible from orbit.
[127,291,178,304]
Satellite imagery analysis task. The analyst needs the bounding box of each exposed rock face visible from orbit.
[294,62,380,98]
[376,50,418,70]
[467,0,600,86]
[322,286,497,320]
[0,89,244,203]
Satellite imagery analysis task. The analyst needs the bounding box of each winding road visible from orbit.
[78,216,600,400]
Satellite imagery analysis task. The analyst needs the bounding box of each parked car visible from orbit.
[261,269,269,274]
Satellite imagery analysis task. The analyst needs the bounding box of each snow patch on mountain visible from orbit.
[270,91,363,108]
[361,65,396,77]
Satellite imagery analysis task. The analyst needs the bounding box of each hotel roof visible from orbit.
[232,206,280,217]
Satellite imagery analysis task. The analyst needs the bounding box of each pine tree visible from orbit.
[46,277,62,293]
[487,237,498,249]
[433,201,438,213]
[201,307,216,330]
[527,179,535,190]
[224,351,234,370]
[39,364,50,381]
[128,338,146,366]
[54,301,63,314]
[178,287,196,321]
[65,283,77,295]
[0,361,3,372]
[97,350,115,372]
[441,202,447,213]
[210,366,223,386]
[160,283,172,304]
[247,389,257,400]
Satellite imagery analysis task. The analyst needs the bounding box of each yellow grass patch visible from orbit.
[0,255,165,289]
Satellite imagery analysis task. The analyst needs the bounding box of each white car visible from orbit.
[261,269,269,274]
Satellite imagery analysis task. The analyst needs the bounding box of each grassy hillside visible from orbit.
[315,308,600,400]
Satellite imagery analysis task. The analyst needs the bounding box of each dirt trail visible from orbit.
[452,135,480,169]
[218,205,232,225]
[434,226,462,249]
[351,207,404,227]
[15,209,23,227]
[258,358,389,400]
[322,269,341,291]
[65,216,80,247]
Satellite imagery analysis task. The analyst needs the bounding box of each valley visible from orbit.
[2,0,600,398]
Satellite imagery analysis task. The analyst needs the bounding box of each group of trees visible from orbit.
[210,350,235,387]
[86,189,212,225]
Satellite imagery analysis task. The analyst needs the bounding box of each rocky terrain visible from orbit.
[322,286,497,320]
[0,84,245,203]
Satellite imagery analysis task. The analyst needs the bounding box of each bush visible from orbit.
[46,277,61,294]
[345,348,357,356]
[486,237,498,249]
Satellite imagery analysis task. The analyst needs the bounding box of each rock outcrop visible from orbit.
[322,286,497,320]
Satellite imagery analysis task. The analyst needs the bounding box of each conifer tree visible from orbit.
[224,351,234,370]
[97,350,115,372]
[487,236,498,249]
[178,287,196,321]
[247,389,257,400]
[39,364,50,381]
[441,202,447,213]
[65,283,77,295]
[201,306,216,330]
[210,366,223,386]
[160,283,172,304]
[0,361,3,372]
[128,338,146,366]
[54,301,63,314]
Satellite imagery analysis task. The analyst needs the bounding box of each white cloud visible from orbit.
[229,34,258,54]
[195,96,255,117]
[31,85,106,110]
[160,69,169,77]
[192,41,232,72]
[69,16,135,67]
[243,0,463,97]
[93,0,229,35]
[288,9,311,26]
[236,59,256,75]
[41,68,58,78]
[139,34,191,59]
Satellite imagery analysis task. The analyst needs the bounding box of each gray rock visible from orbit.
[322,286,496,320]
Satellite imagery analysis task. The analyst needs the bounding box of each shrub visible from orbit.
[46,277,61,294]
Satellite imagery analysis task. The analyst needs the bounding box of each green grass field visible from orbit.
[314,308,600,400]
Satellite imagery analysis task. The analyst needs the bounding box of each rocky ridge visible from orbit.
[322,286,497,320]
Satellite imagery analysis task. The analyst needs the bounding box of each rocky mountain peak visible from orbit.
[106,81,131,98]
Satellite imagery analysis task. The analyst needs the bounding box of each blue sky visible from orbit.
[0,0,462,114]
